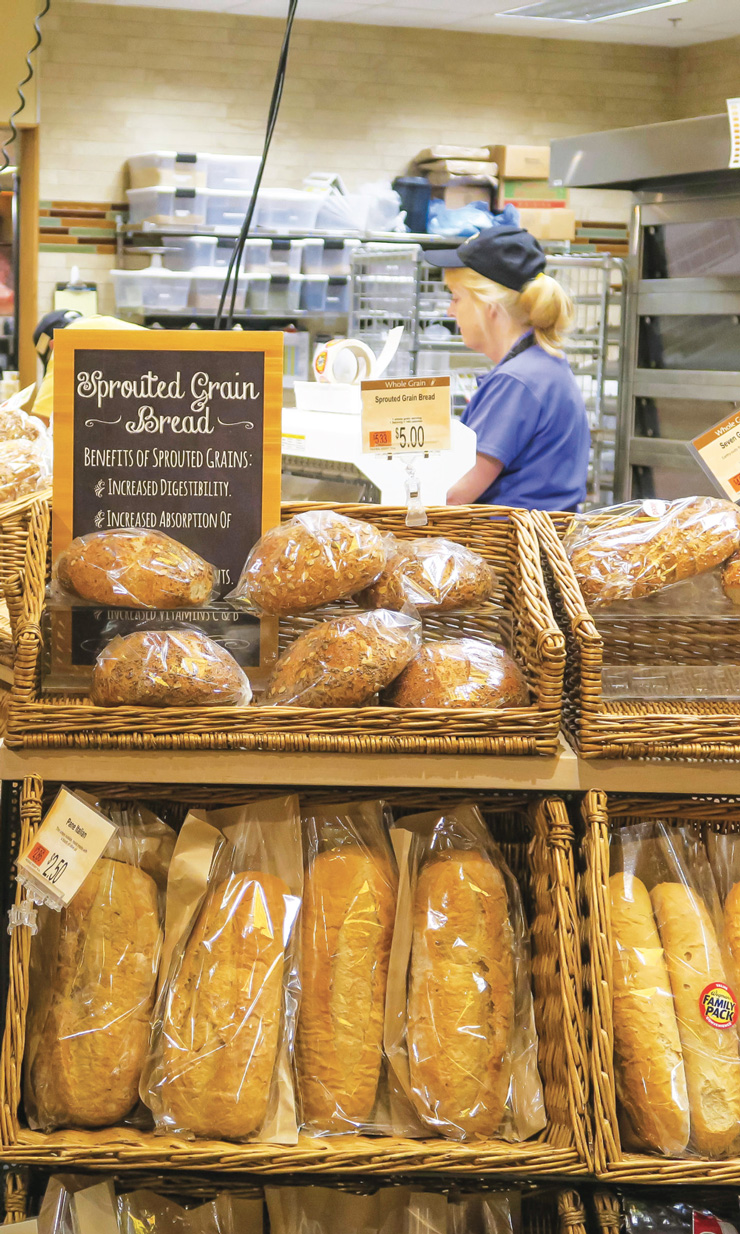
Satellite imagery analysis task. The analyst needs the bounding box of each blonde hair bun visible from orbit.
[446,266,574,356]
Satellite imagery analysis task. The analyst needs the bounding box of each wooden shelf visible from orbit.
[2,735,740,794]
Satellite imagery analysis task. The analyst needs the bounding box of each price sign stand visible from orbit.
[361,376,452,527]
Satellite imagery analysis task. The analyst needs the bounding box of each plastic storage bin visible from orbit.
[126,187,206,226]
[266,274,302,313]
[161,236,218,271]
[240,239,272,272]
[214,238,237,267]
[246,273,270,313]
[127,152,206,190]
[203,189,252,229]
[112,259,191,313]
[255,188,323,232]
[267,239,306,275]
[300,274,329,312]
[204,154,259,192]
[300,239,324,274]
[325,276,350,314]
[189,268,249,312]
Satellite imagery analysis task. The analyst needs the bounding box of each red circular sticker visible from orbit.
[699,981,738,1029]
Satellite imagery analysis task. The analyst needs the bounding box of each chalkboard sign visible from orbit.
[51,330,283,679]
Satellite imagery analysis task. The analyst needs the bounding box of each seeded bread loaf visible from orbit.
[26,857,161,1129]
[232,510,386,616]
[90,628,252,707]
[0,439,50,504]
[609,872,689,1155]
[157,870,288,1140]
[57,529,216,608]
[264,610,421,707]
[567,496,740,608]
[408,850,514,1138]
[722,554,740,606]
[383,639,529,709]
[359,537,495,613]
[297,848,396,1131]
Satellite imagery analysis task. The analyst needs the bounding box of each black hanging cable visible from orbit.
[215,0,299,330]
[1,0,51,174]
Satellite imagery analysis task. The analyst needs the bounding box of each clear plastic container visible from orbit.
[214,238,237,267]
[267,239,306,275]
[266,274,303,313]
[301,239,325,274]
[241,239,272,272]
[127,152,206,190]
[204,153,260,192]
[325,276,350,314]
[322,239,360,276]
[161,236,218,271]
[246,273,270,313]
[254,188,323,232]
[126,187,206,227]
[189,267,249,312]
[203,188,252,229]
[112,258,191,312]
[300,274,329,312]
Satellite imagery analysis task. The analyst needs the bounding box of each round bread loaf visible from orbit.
[0,439,50,505]
[567,496,740,608]
[57,529,216,609]
[383,638,529,709]
[232,510,386,616]
[358,536,495,613]
[90,628,252,707]
[0,408,47,443]
[722,553,740,605]
[264,610,421,707]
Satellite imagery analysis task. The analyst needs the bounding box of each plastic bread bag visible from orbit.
[357,535,497,613]
[142,794,302,1143]
[0,435,52,505]
[90,625,253,708]
[448,1191,517,1234]
[23,802,175,1132]
[118,1188,264,1234]
[53,529,218,609]
[37,1174,95,1234]
[264,609,421,707]
[0,405,49,444]
[706,826,740,981]
[609,819,740,1157]
[227,509,387,616]
[296,798,398,1134]
[265,1185,445,1234]
[385,804,545,1142]
[563,496,740,608]
[622,1193,740,1234]
[383,638,530,709]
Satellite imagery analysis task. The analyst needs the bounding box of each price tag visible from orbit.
[361,377,451,455]
[690,409,740,502]
[16,788,116,910]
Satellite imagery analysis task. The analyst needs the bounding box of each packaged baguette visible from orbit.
[142,795,302,1142]
[564,496,740,608]
[386,804,544,1141]
[610,820,740,1157]
[297,799,397,1133]
[23,800,175,1131]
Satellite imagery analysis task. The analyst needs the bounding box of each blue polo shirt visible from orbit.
[461,332,590,510]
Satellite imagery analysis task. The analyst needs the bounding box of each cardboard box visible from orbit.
[414,145,492,164]
[423,159,499,180]
[434,179,496,209]
[498,178,568,206]
[517,207,576,241]
[489,145,550,179]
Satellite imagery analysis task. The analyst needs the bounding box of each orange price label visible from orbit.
[369,429,392,448]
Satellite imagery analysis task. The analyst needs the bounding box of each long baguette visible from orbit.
[609,872,689,1154]
[651,881,740,1157]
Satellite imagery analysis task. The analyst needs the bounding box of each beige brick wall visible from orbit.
[36,0,680,311]
[676,37,740,119]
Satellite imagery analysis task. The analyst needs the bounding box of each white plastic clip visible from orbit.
[404,460,428,528]
[8,902,38,935]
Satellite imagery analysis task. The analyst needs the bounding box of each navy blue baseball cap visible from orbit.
[424,225,546,292]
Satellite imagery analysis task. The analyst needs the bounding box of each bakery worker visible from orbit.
[425,226,590,511]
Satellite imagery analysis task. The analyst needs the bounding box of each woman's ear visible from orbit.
[485,300,500,324]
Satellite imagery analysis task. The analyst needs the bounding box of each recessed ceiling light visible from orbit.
[499,0,688,21]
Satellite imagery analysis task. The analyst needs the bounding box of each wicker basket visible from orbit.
[0,489,52,672]
[0,779,590,1175]
[583,789,740,1182]
[5,500,565,755]
[533,509,740,761]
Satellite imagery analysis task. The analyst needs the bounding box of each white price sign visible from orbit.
[690,409,740,502]
[361,376,451,455]
[17,788,116,908]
